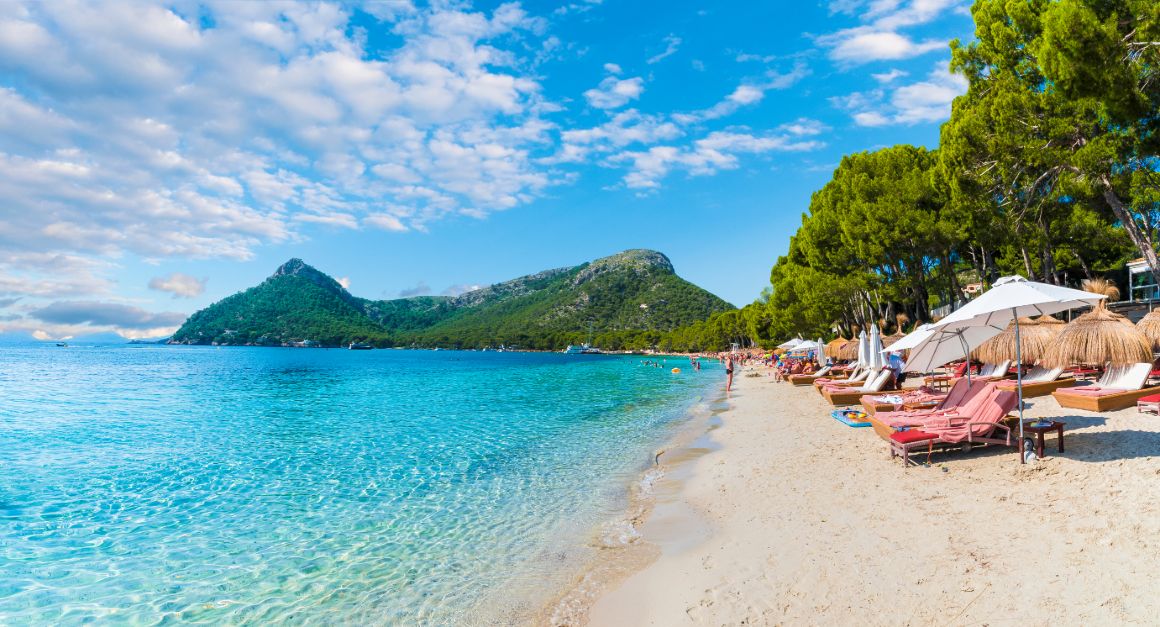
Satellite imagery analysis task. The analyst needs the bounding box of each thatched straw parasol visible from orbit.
[881,331,906,349]
[1137,310,1160,350]
[1040,307,1153,368]
[837,339,859,361]
[972,317,1057,364]
[824,337,848,359]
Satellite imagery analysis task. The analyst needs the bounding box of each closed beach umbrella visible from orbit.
[857,330,869,366]
[816,337,825,365]
[1137,310,1160,351]
[868,325,885,370]
[1040,307,1152,368]
[918,275,1107,457]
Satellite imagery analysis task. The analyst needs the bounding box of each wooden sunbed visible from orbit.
[996,377,1075,398]
[790,372,845,386]
[860,396,895,415]
[1052,386,1160,412]
[824,371,895,406]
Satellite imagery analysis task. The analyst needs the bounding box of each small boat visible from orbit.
[563,344,603,354]
[56,342,68,347]
[348,342,373,350]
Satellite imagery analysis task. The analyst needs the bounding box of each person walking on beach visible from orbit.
[724,353,735,391]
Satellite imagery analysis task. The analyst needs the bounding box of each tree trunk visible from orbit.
[1101,174,1160,287]
[1073,250,1093,280]
[1020,245,1035,280]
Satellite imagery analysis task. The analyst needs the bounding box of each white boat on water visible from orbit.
[563,344,602,354]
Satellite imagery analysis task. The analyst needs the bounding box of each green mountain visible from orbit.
[171,250,734,350]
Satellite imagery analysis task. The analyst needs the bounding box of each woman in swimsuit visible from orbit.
[725,353,735,391]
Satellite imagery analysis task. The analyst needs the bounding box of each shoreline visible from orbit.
[585,366,1160,624]
[530,383,730,625]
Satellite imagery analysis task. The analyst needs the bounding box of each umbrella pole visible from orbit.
[959,333,971,384]
[1015,311,1026,464]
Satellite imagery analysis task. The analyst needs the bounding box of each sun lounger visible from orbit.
[824,369,895,406]
[975,360,1012,380]
[868,380,986,442]
[860,385,949,415]
[789,365,836,385]
[814,365,867,388]
[888,389,1019,466]
[996,366,1074,398]
[1053,363,1160,411]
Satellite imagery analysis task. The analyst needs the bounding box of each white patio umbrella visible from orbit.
[920,275,1107,461]
[888,323,936,353]
[777,338,804,350]
[817,337,825,366]
[856,330,868,367]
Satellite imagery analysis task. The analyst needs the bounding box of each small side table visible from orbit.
[1020,421,1065,461]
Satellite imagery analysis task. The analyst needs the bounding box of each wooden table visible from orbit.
[1020,420,1065,460]
[903,401,941,411]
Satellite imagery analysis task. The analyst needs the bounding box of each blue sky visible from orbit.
[0,0,974,339]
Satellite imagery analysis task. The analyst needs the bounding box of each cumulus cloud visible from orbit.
[872,68,909,83]
[584,73,645,109]
[612,130,824,191]
[148,272,207,298]
[816,0,962,65]
[832,62,966,126]
[0,1,553,301]
[646,34,681,64]
[337,277,351,289]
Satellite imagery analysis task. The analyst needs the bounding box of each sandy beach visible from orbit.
[589,365,1160,625]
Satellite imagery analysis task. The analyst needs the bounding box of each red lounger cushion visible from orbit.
[1138,394,1160,403]
[890,430,938,444]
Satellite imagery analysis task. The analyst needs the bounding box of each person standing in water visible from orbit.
[724,353,735,391]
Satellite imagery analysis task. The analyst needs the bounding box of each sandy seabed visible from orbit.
[586,366,1160,625]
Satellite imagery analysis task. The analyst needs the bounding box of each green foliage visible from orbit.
[172,251,735,350]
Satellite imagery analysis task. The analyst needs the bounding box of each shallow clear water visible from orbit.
[0,345,719,624]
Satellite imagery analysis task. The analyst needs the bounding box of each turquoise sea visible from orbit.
[0,345,720,624]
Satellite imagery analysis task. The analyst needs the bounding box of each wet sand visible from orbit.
[588,367,1160,624]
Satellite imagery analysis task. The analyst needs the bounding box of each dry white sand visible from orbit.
[588,367,1160,625]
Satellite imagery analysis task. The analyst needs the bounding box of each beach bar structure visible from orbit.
[1127,258,1160,302]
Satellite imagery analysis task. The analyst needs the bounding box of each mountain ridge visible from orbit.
[171,249,734,350]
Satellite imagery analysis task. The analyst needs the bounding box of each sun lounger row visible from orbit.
[1052,363,1160,412]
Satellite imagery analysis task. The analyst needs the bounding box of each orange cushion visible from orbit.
[890,430,938,444]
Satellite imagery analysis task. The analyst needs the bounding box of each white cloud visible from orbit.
[816,0,963,64]
[0,1,553,300]
[603,62,622,74]
[337,276,351,289]
[778,118,829,136]
[871,68,908,83]
[584,74,645,109]
[822,30,946,63]
[684,62,811,122]
[612,129,824,190]
[834,62,966,126]
[442,283,482,296]
[646,34,681,65]
[148,272,207,298]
